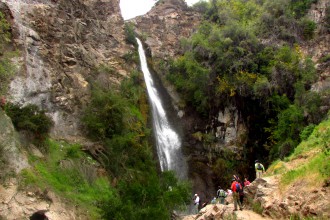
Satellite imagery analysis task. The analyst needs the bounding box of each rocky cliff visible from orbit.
[2,0,133,140]
[132,0,201,62]
[0,0,133,219]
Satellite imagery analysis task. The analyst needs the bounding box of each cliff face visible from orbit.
[132,0,201,61]
[2,0,132,139]
[306,0,330,92]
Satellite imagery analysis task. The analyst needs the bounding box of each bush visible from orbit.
[289,0,318,19]
[4,103,53,141]
[0,12,16,96]
[300,124,315,141]
[82,87,126,140]
[299,18,316,40]
[124,23,137,46]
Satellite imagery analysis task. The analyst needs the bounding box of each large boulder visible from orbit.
[0,109,29,176]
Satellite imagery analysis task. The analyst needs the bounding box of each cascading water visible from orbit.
[136,38,187,179]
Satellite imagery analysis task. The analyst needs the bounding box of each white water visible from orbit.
[136,38,186,178]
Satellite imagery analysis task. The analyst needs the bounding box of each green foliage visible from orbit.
[0,12,16,96]
[20,139,113,219]
[299,18,316,40]
[123,50,139,64]
[124,23,137,46]
[319,54,330,63]
[300,124,315,141]
[252,201,263,214]
[167,52,210,115]
[277,118,330,190]
[169,0,322,167]
[82,87,127,140]
[0,12,11,52]
[65,144,83,159]
[4,103,54,142]
[82,74,191,219]
[289,0,318,19]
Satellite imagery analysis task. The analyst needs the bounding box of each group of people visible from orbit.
[192,160,265,214]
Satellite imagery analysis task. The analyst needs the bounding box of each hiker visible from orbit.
[244,178,251,186]
[238,177,245,205]
[255,160,265,178]
[216,186,227,204]
[231,178,243,211]
[193,193,200,214]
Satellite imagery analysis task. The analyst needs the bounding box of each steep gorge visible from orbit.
[0,0,329,219]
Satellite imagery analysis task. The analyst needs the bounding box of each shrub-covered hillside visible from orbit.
[166,0,329,178]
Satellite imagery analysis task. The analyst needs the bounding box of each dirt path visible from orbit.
[181,203,272,220]
[235,209,271,220]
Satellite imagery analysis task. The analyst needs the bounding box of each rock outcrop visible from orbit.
[0,180,88,220]
[244,176,330,219]
[132,0,201,62]
[0,109,29,177]
[2,0,133,139]
[306,0,330,96]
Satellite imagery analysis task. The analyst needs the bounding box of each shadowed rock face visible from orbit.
[3,0,132,139]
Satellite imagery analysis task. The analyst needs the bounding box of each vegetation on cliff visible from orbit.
[0,12,16,96]
[167,0,327,182]
[268,115,330,189]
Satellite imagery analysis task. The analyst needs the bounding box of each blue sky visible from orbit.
[120,0,203,20]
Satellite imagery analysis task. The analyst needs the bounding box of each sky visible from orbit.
[120,0,204,20]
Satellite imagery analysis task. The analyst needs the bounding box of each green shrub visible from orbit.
[4,103,53,142]
[300,124,315,141]
[82,87,126,140]
[289,0,318,19]
[252,201,263,214]
[124,23,137,46]
[0,12,11,52]
[299,18,316,40]
[66,144,82,159]
[319,54,330,63]
[0,12,16,96]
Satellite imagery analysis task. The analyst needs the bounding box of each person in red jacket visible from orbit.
[230,178,243,211]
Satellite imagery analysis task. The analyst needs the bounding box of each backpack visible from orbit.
[257,163,262,170]
[219,189,226,197]
[235,183,242,193]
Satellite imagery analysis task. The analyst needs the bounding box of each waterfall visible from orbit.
[136,38,187,179]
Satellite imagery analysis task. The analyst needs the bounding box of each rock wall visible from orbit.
[0,109,29,177]
[2,0,132,140]
[132,0,201,61]
[306,0,330,94]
